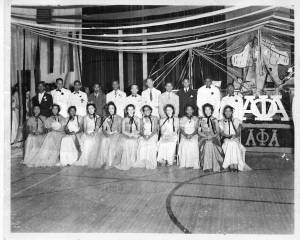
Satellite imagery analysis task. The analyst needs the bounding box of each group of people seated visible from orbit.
[22,76,251,172]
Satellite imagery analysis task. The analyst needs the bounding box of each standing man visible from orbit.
[177,78,197,117]
[51,78,71,118]
[32,81,53,117]
[106,81,127,117]
[197,77,221,119]
[88,83,106,117]
[126,84,143,118]
[68,80,88,117]
[158,82,179,118]
[220,83,244,121]
[141,78,161,117]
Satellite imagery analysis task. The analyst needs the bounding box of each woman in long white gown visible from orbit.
[75,103,101,167]
[60,106,83,166]
[178,104,199,169]
[134,105,159,169]
[23,105,46,166]
[220,105,251,172]
[11,88,19,144]
[96,101,122,169]
[116,104,141,170]
[157,104,179,166]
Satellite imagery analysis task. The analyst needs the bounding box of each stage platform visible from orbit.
[10,146,294,234]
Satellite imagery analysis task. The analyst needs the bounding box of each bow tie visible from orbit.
[56,89,61,92]
[132,95,137,98]
[74,91,80,94]
[229,94,234,97]
[206,86,211,89]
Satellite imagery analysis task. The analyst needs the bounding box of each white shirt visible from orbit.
[126,94,143,118]
[141,87,161,117]
[68,90,88,117]
[51,88,71,118]
[197,85,221,119]
[38,91,45,104]
[106,89,127,117]
[220,94,244,122]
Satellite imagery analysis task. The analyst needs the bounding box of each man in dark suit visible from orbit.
[177,78,197,117]
[31,81,53,117]
[88,83,106,117]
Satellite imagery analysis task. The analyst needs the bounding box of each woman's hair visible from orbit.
[68,105,77,114]
[222,105,234,118]
[202,103,214,117]
[51,104,61,114]
[184,104,195,113]
[163,104,175,116]
[141,104,152,113]
[106,101,117,115]
[125,104,135,116]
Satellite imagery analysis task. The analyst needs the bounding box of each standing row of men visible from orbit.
[32,77,244,121]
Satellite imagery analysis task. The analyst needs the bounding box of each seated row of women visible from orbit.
[23,101,251,172]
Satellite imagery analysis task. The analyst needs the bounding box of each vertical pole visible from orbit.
[142,29,148,89]
[118,29,124,91]
[188,48,193,89]
[20,29,25,125]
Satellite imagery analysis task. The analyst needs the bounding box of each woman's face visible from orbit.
[33,106,40,116]
[143,107,151,117]
[186,106,194,116]
[127,106,135,117]
[52,106,59,115]
[224,108,233,119]
[166,107,174,117]
[87,105,96,115]
[69,108,76,117]
[204,106,212,117]
[108,105,115,115]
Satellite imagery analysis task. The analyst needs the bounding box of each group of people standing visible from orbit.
[22,77,251,172]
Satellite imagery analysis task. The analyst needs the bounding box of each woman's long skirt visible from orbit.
[115,136,139,170]
[178,135,200,169]
[23,134,46,167]
[157,135,178,165]
[199,138,223,172]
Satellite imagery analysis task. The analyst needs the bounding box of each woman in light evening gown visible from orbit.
[178,104,200,169]
[23,105,46,167]
[116,104,141,170]
[134,105,159,169]
[198,103,223,172]
[96,101,122,169]
[60,106,83,166]
[76,103,101,167]
[220,105,251,172]
[32,104,66,167]
[157,104,179,166]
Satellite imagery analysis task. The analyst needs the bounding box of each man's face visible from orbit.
[94,84,100,93]
[205,78,212,87]
[131,85,138,95]
[37,83,45,93]
[74,82,81,92]
[56,80,63,89]
[183,79,189,88]
[165,83,173,92]
[112,81,119,90]
[146,79,153,88]
[227,85,234,95]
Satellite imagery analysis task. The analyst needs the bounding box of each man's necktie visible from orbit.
[150,90,153,101]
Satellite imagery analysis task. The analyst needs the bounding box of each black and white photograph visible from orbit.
[1,0,299,238]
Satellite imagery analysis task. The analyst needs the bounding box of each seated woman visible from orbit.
[32,104,66,167]
[220,105,251,172]
[23,105,47,167]
[96,101,122,169]
[134,105,159,169]
[60,106,83,166]
[198,103,223,172]
[116,104,141,170]
[178,104,200,169]
[157,104,179,166]
[76,103,101,167]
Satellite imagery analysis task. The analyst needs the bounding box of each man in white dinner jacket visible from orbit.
[126,84,143,118]
[197,77,221,119]
[219,83,244,121]
[106,81,127,117]
[68,80,88,117]
[141,78,161,117]
[51,78,71,118]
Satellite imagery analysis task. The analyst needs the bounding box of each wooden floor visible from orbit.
[11,147,294,234]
